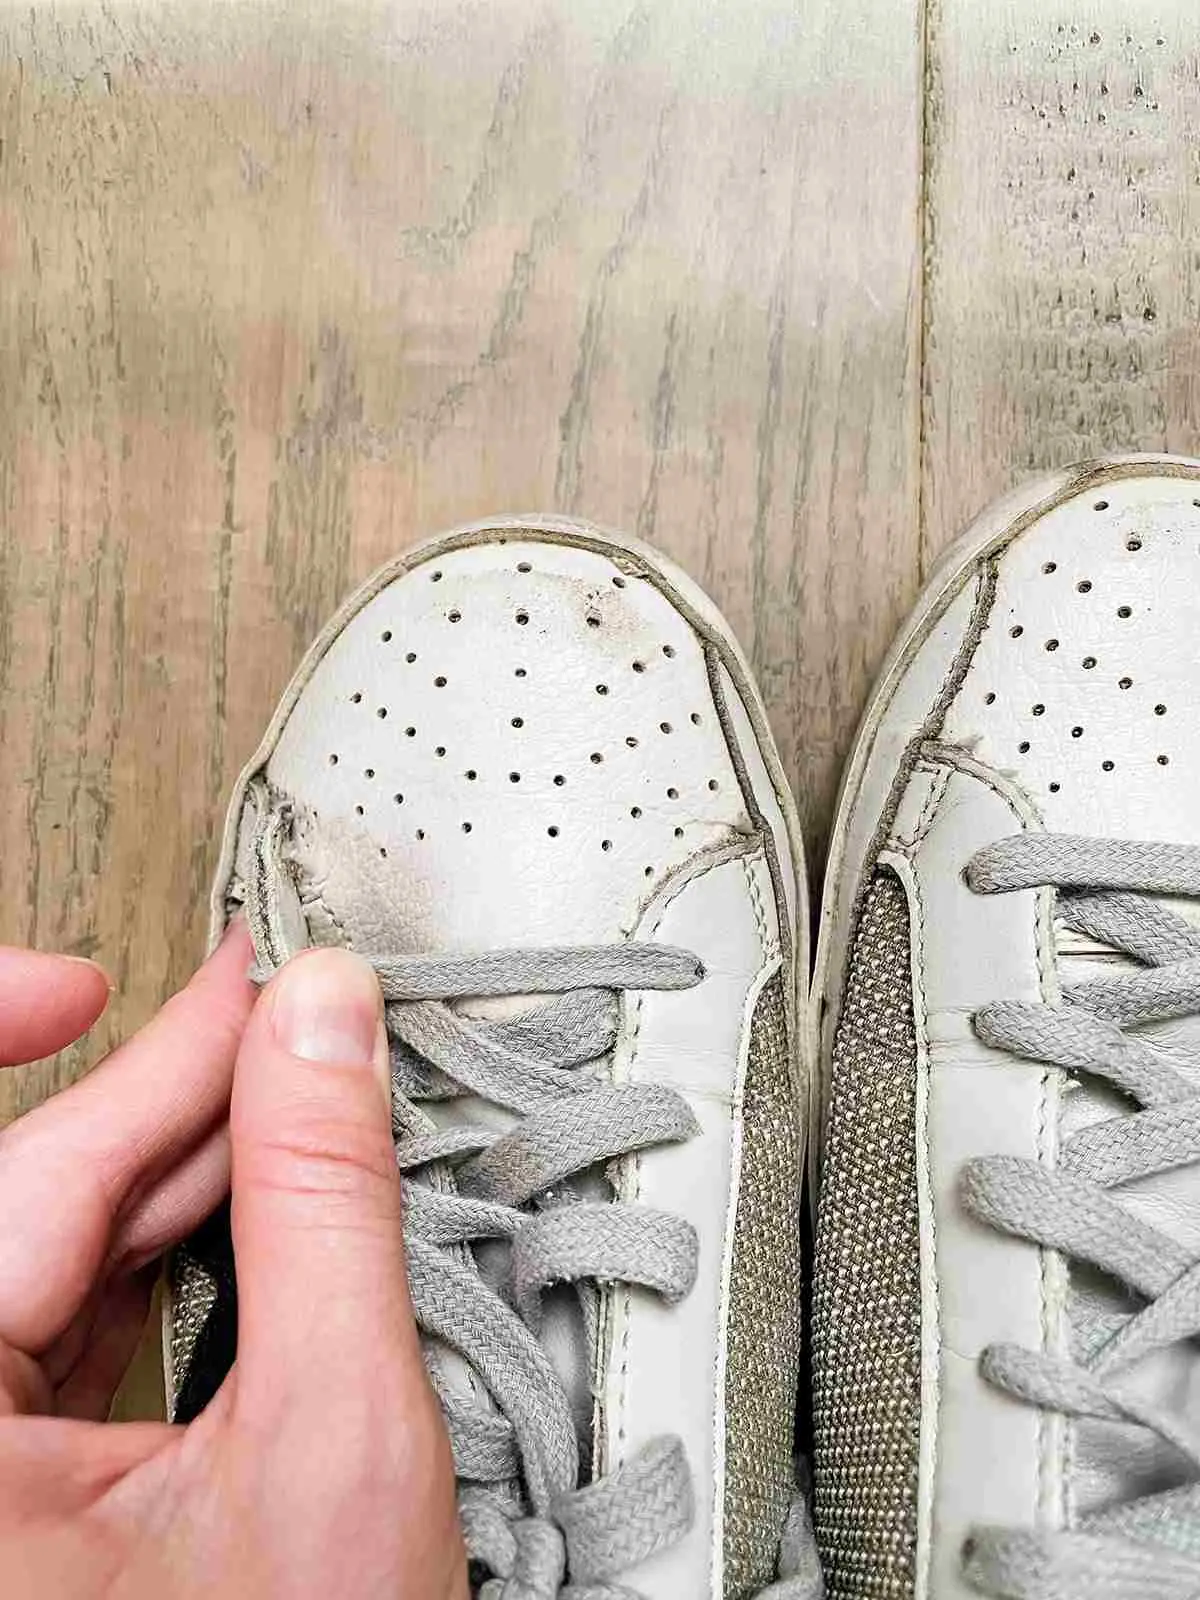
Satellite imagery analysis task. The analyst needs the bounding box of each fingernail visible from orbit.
[62,954,115,993]
[271,948,383,1067]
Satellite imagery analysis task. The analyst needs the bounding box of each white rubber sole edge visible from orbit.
[810,451,1200,1161]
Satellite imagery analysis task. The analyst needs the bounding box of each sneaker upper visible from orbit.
[813,460,1200,1600]
[167,517,814,1600]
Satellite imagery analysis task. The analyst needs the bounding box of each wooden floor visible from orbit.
[3,0,1200,1414]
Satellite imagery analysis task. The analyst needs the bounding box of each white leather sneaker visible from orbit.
[168,516,821,1600]
[812,457,1200,1600]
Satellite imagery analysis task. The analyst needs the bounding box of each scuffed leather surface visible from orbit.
[882,765,1057,1600]
[941,476,1200,842]
[216,532,800,1598]
[266,540,755,953]
[833,472,1200,1590]
[600,846,783,1598]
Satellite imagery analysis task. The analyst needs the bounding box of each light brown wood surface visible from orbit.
[922,1,1200,554]
[3,0,1199,1417]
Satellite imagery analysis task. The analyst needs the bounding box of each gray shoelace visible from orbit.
[384,947,821,1599]
[246,797,822,1598]
[960,832,1200,1599]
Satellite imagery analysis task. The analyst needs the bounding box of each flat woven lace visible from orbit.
[381,947,820,1600]
[960,832,1200,1600]
[247,804,822,1599]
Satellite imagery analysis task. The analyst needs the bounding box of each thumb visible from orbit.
[229,947,424,1412]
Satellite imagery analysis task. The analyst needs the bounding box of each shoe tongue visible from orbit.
[1054,919,1200,1514]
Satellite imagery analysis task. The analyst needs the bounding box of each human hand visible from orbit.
[0,931,468,1598]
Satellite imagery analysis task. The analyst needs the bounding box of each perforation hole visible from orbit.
[364,768,375,779]
[430,571,442,583]
[394,793,404,805]
[1117,605,1132,619]
[1158,755,1170,766]
[660,721,673,735]
[596,684,608,696]
[1155,704,1167,716]
[1071,726,1084,739]
[985,692,997,705]
[406,651,417,664]
[1010,625,1024,639]
[1018,741,1031,753]
[601,839,612,852]
[466,769,478,781]
[612,575,626,588]
[1119,677,1133,690]
[1127,538,1142,552]
[1032,704,1045,716]
[590,752,603,765]
[377,707,388,719]
[632,661,645,674]
[662,644,676,659]
[435,747,446,758]
[355,804,365,817]
[1043,561,1057,574]
[554,775,566,787]
[548,826,560,838]
[382,630,393,643]
[380,847,388,859]
[1077,580,1092,594]
[1050,782,1061,794]
[674,826,684,839]
[406,726,416,738]
[449,609,462,623]
[1102,761,1115,772]
[351,692,363,704]
[708,778,720,792]
[516,610,529,626]
[666,787,679,800]
[1083,656,1097,670]
[586,615,601,629]
[515,667,527,678]
[517,562,532,574]
[462,822,472,834]
[416,828,426,841]
[511,717,524,729]
[630,807,642,819]
[434,676,447,688]
[626,736,638,748]
[690,712,702,725]
[510,772,521,783]
[644,866,654,878]
[329,753,339,766]
[1045,638,1060,652]
[1094,500,1109,511]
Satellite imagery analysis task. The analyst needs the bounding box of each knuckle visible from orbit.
[0,1342,53,1416]
[241,1108,399,1204]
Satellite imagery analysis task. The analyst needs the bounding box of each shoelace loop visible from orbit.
[962,831,1200,1599]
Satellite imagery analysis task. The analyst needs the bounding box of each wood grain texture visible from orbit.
[0,0,922,1414]
[922,2,1200,559]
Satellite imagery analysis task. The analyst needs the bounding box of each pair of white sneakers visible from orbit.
[169,456,1200,1600]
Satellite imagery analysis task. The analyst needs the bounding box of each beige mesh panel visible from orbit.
[168,1251,217,1411]
[813,872,921,1600]
[722,970,804,1599]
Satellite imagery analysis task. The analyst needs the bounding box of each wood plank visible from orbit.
[923,1,1200,559]
[0,0,923,1416]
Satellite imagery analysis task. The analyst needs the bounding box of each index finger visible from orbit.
[0,925,257,1355]
[0,949,111,1067]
